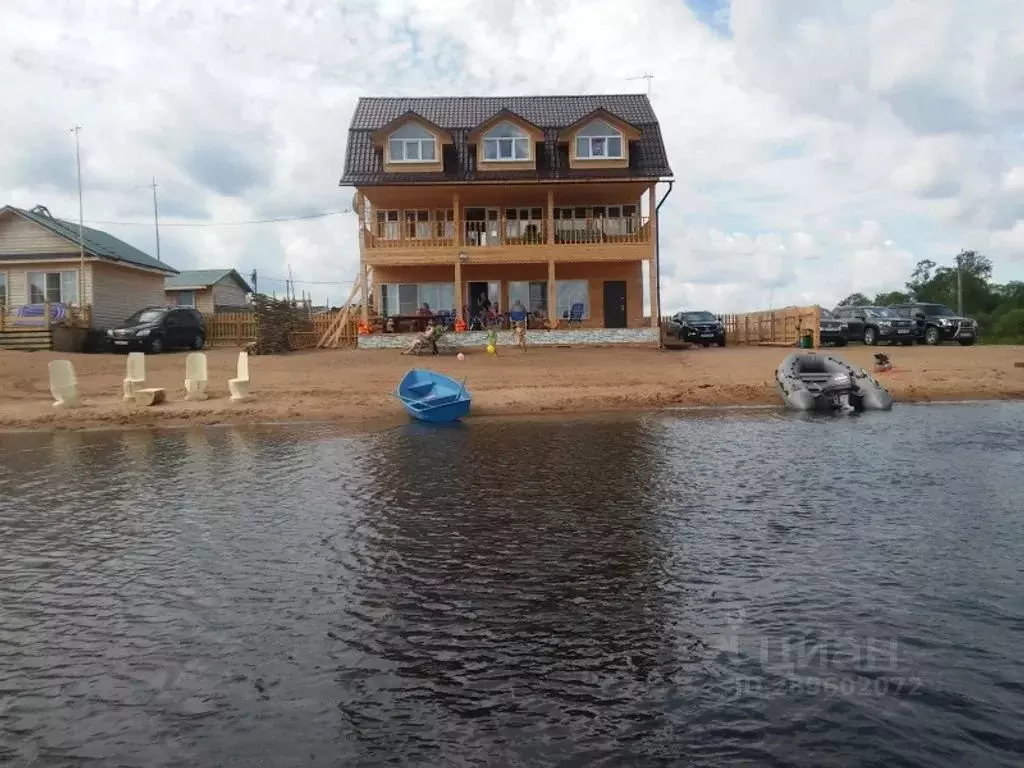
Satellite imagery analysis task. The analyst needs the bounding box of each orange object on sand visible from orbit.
[454,315,466,332]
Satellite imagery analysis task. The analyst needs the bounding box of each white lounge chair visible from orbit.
[228,351,250,401]
[49,360,81,409]
[123,352,146,399]
[184,352,208,401]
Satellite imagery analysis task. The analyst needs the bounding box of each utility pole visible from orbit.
[956,251,964,316]
[627,73,654,96]
[70,126,85,306]
[150,177,162,262]
[287,264,295,305]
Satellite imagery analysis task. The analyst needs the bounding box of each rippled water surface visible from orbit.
[2,403,1024,767]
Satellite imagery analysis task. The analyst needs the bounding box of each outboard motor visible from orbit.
[821,371,856,412]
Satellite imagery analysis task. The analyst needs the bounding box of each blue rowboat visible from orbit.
[395,368,471,423]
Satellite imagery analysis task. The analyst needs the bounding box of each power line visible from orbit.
[257,275,356,285]
[83,209,352,227]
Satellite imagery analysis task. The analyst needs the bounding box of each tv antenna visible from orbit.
[627,73,654,96]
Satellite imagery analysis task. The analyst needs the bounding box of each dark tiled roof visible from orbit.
[2,205,177,273]
[340,94,673,186]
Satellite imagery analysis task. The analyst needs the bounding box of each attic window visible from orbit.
[575,119,623,159]
[482,121,530,161]
[388,123,437,163]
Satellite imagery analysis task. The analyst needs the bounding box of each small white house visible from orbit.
[0,203,177,330]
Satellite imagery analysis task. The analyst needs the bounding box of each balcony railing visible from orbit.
[364,214,651,250]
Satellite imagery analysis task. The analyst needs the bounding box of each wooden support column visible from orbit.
[648,183,660,328]
[546,189,555,245]
[360,261,369,324]
[453,192,461,247]
[454,257,462,315]
[547,258,556,328]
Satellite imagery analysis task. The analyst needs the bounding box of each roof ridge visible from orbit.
[357,93,650,100]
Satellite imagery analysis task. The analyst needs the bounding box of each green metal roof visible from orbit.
[2,205,177,274]
[165,269,252,292]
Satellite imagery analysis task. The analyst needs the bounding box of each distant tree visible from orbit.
[906,259,937,299]
[993,309,1024,341]
[837,292,871,306]
[874,290,910,306]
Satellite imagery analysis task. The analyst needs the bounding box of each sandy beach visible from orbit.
[1,344,1023,431]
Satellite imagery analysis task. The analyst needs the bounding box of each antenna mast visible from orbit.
[627,73,654,96]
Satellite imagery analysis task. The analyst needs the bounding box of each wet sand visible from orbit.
[1,344,1023,431]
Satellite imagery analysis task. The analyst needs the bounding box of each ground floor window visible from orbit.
[380,282,455,315]
[171,290,196,308]
[508,280,548,313]
[0,272,6,306]
[555,280,589,318]
[27,270,78,305]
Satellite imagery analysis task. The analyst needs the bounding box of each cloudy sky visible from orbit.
[1,0,1022,312]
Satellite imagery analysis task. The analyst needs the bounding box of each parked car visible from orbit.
[818,308,848,346]
[106,307,206,354]
[889,303,977,345]
[831,306,916,346]
[668,310,726,347]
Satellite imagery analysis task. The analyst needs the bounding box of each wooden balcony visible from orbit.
[362,215,653,266]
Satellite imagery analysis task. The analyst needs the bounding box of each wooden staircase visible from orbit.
[317,268,372,348]
[0,329,54,351]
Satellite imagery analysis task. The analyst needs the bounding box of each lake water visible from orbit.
[2,403,1023,767]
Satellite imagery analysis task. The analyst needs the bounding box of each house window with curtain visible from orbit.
[380,283,455,315]
[27,270,78,305]
[0,273,6,306]
[482,121,530,161]
[434,209,455,239]
[505,207,544,240]
[387,123,437,163]
[404,210,432,239]
[375,210,400,240]
[591,204,638,235]
[556,280,589,319]
[575,119,624,159]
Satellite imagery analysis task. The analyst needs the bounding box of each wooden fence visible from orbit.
[203,311,357,349]
[722,306,820,346]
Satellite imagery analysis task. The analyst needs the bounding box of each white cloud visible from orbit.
[0,0,1021,313]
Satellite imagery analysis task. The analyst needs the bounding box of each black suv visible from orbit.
[106,307,206,354]
[831,306,916,346]
[890,303,977,345]
[667,310,726,347]
[818,308,848,346]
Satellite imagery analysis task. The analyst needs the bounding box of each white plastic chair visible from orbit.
[228,351,250,401]
[184,352,208,401]
[49,360,81,409]
[123,352,146,399]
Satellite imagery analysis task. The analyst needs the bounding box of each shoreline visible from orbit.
[2,345,1023,433]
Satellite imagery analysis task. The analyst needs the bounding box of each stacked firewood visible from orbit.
[251,294,309,354]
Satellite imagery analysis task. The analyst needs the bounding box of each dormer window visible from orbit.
[575,119,623,159]
[388,123,437,163]
[482,121,530,161]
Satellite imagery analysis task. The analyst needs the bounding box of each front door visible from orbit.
[603,281,627,328]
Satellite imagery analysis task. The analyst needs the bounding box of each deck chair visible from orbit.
[228,351,250,401]
[123,352,146,399]
[566,303,585,327]
[406,325,447,356]
[49,360,81,409]
[184,352,209,401]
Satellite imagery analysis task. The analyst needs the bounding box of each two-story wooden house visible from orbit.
[339,94,673,334]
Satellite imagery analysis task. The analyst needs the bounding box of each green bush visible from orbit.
[992,308,1024,343]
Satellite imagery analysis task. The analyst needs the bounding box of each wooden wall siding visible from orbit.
[363,242,652,267]
[372,260,644,329]
[0,214,78,254]
[212,280,249,308]
[90,262,167,329]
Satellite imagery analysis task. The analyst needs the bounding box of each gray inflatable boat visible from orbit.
[775,352,893,412]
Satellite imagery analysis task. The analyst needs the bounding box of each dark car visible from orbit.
[106,307,206,354]
[818,308,848,346]
[890,303,977,345]
[832,306,916,346]
[668,310,726,347]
